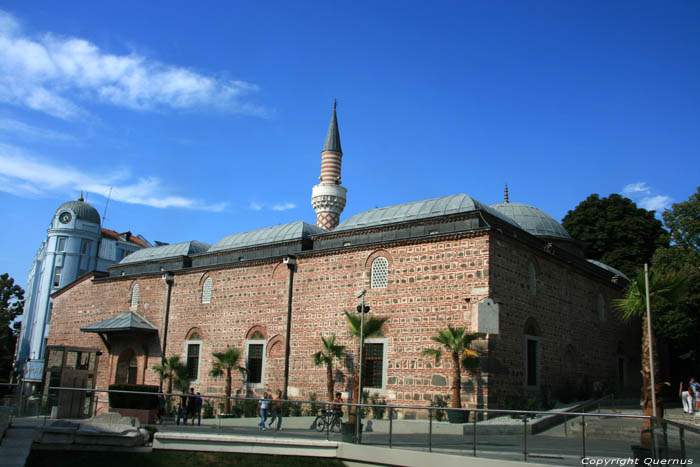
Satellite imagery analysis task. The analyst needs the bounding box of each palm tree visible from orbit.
[153,355,185,396]
[312,334,346,402]
[615,268,686,449]
[422,326,484,409]
[209,347,245,414]
[173,363,191,392]
[345,311,388,421]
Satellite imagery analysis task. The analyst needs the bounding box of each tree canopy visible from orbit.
[0,273,24,381]
[662,186,700,251]
[562,194,669,276]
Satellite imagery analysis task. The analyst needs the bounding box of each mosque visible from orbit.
[40,105,638,417]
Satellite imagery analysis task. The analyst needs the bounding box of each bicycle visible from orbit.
[314,409,342,433]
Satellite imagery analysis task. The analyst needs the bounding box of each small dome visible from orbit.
[54,196,101,225]
[490,202,570,239]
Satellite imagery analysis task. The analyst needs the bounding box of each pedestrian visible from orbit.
[196,392,203,426]
[156,394,165,424]
[176,391,188,425]
[691,377,700,414]
[268,389,283,431]
[258,392,270,430]
[187,388,198,425]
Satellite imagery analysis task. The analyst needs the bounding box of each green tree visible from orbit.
[345,311,388,421]
[615,269,686,449]
[152,355,184,396]
[209,347,245,414]
[312,334,346,402]
[562,194,669,276]
[422,326,484,409]
[662,186,700,251]
[0,273,24,381]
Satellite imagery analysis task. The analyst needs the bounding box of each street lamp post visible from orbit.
[356,289,369,443]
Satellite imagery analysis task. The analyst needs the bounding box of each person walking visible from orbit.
[258,392,270,430]
[195,392,203,426]
[187,388,197,425]
[691,377,700,414]
[681,379,695,414]
[176,391,188,425]
[268,389,283,431]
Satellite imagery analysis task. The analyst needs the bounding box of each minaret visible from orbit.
[504,184,510,203]
[311,101,347,230]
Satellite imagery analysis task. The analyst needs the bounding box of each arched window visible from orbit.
[524,318,540,388]
[597,293,606,321]
[246,329,267,386]
[130,284,140,308]
[186,331,202,381]
[528,263,537,296]
[202,277,213,304]
[371,257,389,289]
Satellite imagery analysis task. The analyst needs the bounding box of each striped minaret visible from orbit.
[311,101,347,230]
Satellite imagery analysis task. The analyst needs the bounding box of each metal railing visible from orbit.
[6,386,699,462]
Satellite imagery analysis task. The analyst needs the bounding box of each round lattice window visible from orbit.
[371,257,389,289]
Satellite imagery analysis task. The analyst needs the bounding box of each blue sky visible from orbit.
[1,1,698,289]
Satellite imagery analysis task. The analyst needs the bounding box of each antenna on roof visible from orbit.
[102,187,112,226]
[504,184,510,204]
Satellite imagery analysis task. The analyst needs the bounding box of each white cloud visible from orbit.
[0,10,263,120]
[272,202,296,211]
[638,195,672,212]
[248,201,263,211]
[0,143,227,211]
[622,182,650,196]
[0,117,76,142]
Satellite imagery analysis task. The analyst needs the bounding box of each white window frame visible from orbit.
[56,236,67,252]
[524,334,540,389]
[130,284,140,309]
[185,338,203,383]
[53,266,63,288]
[202,277,213,304]
[371,257,389,289]
[362,337,388,394]
[245,340,267,388]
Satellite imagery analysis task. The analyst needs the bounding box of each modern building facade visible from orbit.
[16,196,149,387]
[45,106,639,415]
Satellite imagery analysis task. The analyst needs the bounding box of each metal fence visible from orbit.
[4,386,700,463]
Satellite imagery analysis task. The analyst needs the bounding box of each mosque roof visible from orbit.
[322,101,342,153]
[333,194,521,232]
[54,196,101,224]
[209,221,326,253]
[119,240,211,264]
[490,202,571,239]
[587,259,629,281]
[81,311,158,333]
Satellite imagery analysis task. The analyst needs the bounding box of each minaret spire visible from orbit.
[311,101,347,230]
[504,184,509,204]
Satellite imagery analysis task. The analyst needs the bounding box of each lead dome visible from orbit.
[490,202,571,239]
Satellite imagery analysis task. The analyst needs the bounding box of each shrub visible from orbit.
[501,394,538,419]
[433,394,450,422]
[288,400,303,417]
[108,384,158,410]
[303,393,321,416]
[143,425,158,443]
[369,393,386,419]
[203,400,214,418]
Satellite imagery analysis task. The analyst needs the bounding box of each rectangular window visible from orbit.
[53,266,63,288]
[247,344,264,384]
[186,343,200,380]
[75,352,90,370]
[526,338,538,387]
[363,343,384,388]
[81,239,90,255]
[57,237,67,252]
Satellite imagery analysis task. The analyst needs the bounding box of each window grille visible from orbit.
[187,343,200,380]
[362,343,384,388]
[131,284,140,308]
[371,257,389,288]
[247,344,264,384]
[202,277,213,303]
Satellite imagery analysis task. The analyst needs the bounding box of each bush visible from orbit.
[433,394,450,422]
[288,400,303,417]
[108,384,158,410]
[143,425,158,443]
[202,400,214,418]
[501,394,538,419]
[303,393,321,416]
[369,394,386,419]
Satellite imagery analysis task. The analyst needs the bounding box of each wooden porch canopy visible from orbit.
[80,311,158,352]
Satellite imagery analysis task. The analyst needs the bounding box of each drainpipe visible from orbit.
[282,256,296,400]
[160,272,174,391]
